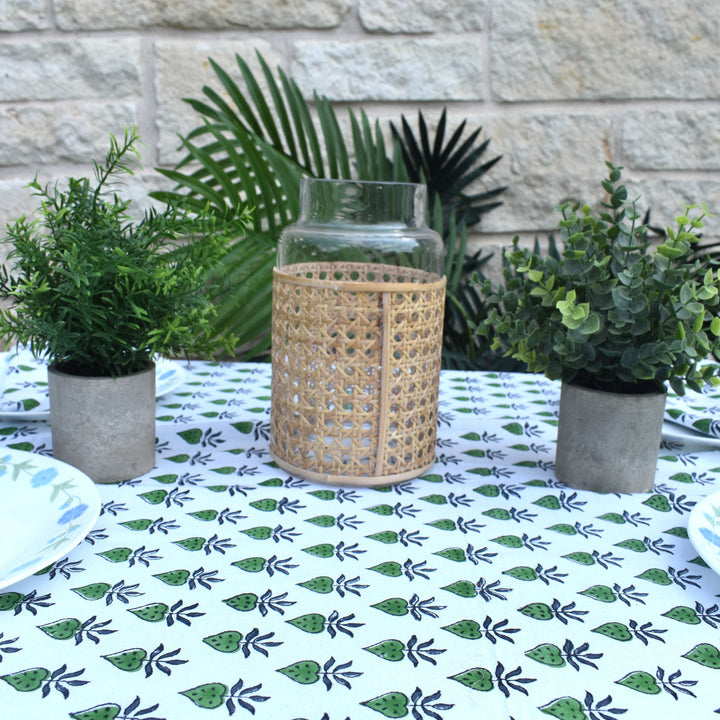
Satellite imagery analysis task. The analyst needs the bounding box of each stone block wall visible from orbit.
[1,0,718,266]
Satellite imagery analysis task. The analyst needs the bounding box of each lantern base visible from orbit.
[270,261,446,486]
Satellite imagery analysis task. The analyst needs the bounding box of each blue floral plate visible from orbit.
[0,448,101,589]
[688,489,720,577]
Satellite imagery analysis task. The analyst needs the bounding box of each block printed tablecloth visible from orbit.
[0,359,719,719]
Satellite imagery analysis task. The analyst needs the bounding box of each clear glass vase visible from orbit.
[270,179,446,486]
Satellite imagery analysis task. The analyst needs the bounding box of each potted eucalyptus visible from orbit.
[478,162,720,493]
[0,128,244,483]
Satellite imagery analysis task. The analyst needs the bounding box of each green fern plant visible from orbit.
[0,129,244,377]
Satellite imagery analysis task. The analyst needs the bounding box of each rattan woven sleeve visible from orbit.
[270,262,446,486]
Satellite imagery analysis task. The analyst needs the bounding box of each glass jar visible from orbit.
[277,178,444,273]
[270,178,446,486]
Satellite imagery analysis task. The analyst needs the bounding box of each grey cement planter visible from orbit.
[555,381,666,494]
[48,363,156,484]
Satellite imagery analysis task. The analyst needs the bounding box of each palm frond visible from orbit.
[390,107,506,234]
[153,53,507,368]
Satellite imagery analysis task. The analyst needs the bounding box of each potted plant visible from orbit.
[477,162,720,493]
[0,128,244,483]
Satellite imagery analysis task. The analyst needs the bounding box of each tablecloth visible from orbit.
[1,359,719,719]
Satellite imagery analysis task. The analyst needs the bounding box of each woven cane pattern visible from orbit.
[270,262,446,486]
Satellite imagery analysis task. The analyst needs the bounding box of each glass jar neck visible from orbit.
[299,178,427,226]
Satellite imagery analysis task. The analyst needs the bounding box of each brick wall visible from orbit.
[1,0,718,265]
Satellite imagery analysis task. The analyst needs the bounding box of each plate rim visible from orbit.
[0,353,186,420]
[0,448,101,590]
[662,421,720,448]
[687,489,720,577]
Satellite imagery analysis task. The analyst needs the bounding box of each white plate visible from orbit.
[662,421,720,449]
[0,354,186,420]
[0,448,101,590]
[154,358,187,397]
[688,490,720,576]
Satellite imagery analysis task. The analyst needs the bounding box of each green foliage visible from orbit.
[152,51,392,360]
[477,162,720,395]
[391,107,505,231]
[394,110,506,370]
[154,52,505,367]
[0,128,246,377]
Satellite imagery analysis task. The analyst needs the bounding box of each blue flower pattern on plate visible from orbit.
[31,467,58,487]
[58,503,89,525]
[0,447,101,590]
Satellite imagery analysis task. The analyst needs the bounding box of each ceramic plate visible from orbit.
[154,358,187,397]
[0,448,101,590]
[0,353,186,420]
[688,490,720,576]
[662,421,720,449]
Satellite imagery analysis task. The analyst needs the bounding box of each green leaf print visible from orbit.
[0,591,24,611]
[153,569,191,586]
[525,643,566,668]
[662,605,701,624]
[361,691,409,718]
[683,643,720,668]
[364,639,406,662]
[448,667,494,691]
[1,667,50,692]
[37,617,96,641]
[128,603,169,622]
[203,631,243,653]
[591,622,632,641]
[97,547,132,563]
[539,696,588,719]
[69,704,121,720]
[286,613,325,634]
[103,648,148,672]
[635,568,673,586]
[616,670,661,694]
[369,562,403,577]
[277,657,361,690]
[181,682,228,709]
[297,576,333,594]
[442,619,482,640]
[277,660,321,684]
[642,494,671,512]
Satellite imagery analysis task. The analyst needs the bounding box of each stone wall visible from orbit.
[1,0,718,266]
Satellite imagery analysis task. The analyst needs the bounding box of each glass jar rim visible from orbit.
[300,177,426,190]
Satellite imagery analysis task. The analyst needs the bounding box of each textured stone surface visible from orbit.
[0,103,137,165]
[55,0,351,30]
[0,0,49,30]
[0,171,172,246]
[292,39,483,101]
[625,178,720,229]
[359,0,485,33]
[621,109,720,170]
[0,0,717,253]
[0,180,38,255]
[478,112,613,233]
[0,39,142,102]
[154,40,279,165]
[491,0,720,101]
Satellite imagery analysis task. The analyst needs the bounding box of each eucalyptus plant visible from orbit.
[0,128,246,377]
[477,162,720,395]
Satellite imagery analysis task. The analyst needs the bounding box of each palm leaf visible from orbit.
[155,53,506,368]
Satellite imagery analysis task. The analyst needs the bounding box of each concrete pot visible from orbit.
[48,363,156,484]
[555,381,666,494]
